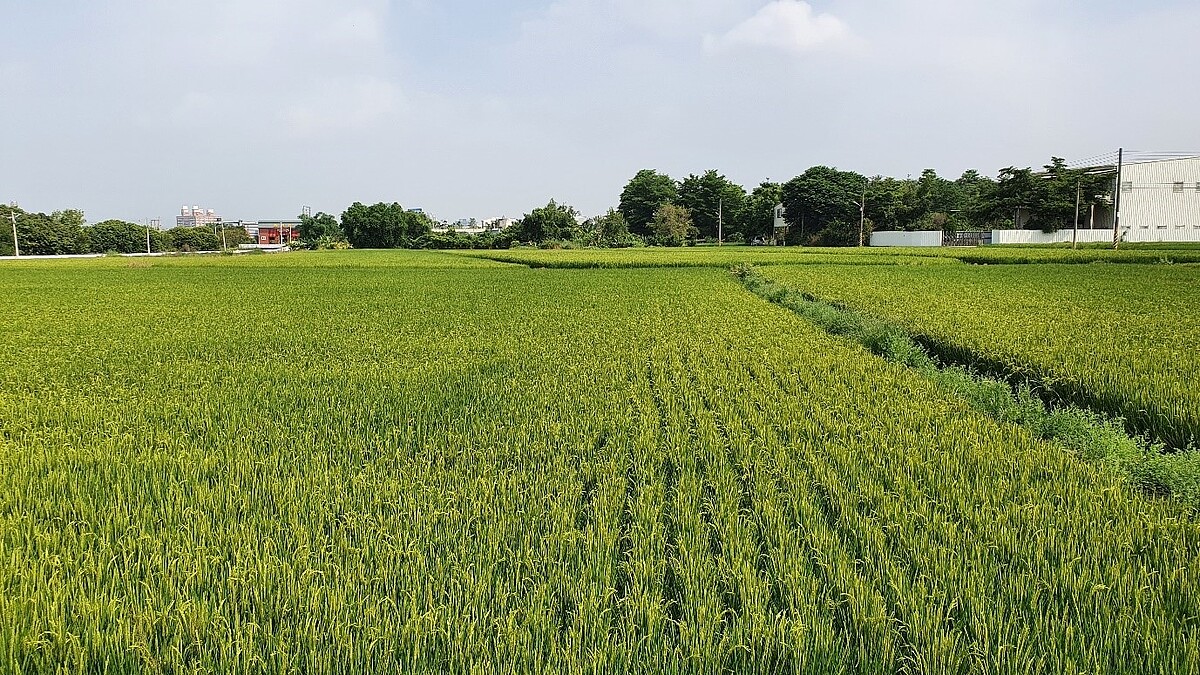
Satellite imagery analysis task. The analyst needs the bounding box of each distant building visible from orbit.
[1046,155,1200,239]
[255,220,301,245]
[1115,156,1200,233]
[432,216,515,235]
[481,217,515,231]
[177,205,220,228]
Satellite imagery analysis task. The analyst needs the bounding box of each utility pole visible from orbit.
[145,219,151,254]
[9,202,18,257]
[717,197,723,246]
[1072,180,1081,250]
[858,179,868,247]
[1112,147,1123,249]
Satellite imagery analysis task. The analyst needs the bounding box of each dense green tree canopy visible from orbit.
[167,226,220,251]
[618,170,677,237]
[4,208,89,255]
[780,166,868,242]
[677,170,746,240]
[340,202,431,249]
[86,219,166,254]
[650,203,696,247]
[298,212,343,244]
[579,209,635,247]
[743,181,782,240]
[513,200,579,243]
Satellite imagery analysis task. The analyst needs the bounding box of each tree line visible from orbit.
[609,158,1114,247]
[414,156,1113,249]
[6,156,1109,255]
[0,205,253,255]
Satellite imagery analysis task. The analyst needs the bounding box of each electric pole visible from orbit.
[1112,147,1123,249]
[1072,180,1081,250]
[9,202,18,257]
[718,196,723,245]
[858,179,868,247]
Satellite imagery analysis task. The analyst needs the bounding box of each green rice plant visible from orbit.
[0,251,1195,673]
[761,262,1200,450]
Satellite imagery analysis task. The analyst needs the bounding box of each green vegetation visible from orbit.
[459,244,1200,268]
[735,263,1200,508]
[0,250,1197,673]
[0,205,256,255]
[459,247,962,269]
[759,262,1200,449]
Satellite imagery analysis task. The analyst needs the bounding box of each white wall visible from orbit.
[991,230,1113,245]
[1120,157,1200,232]
[870,230,942,247]
[993,228,1200,245]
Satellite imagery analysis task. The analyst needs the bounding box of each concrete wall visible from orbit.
[870,230,943,247]
[991,230,1114,245]
[992,228,1200,245]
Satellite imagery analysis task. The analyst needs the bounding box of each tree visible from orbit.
[219,225,252,248]
[579,209,636,247]
[297,211,342,244]
[86,219,169,253]
[955,170,995,230]
[1,208,89,255]
[340,202,431,248]
[743,181,782,240]
[863,177,920,232]
[913,168,969,231]
[1032,157,1110,233]
[514,200,579,243]
[780,166,867,244]
[650,203,696,247]
[618,170,677,237]
[166,226,220,251]
[0,204,23,256]
[51,209,86,229]
[972,166,1039,229]
[676,170,746,240]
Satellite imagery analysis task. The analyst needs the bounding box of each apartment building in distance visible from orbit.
[176,206,221,228]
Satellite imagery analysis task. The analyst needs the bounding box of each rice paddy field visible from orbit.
[759,263,1200,449]
[0,249,1197,673]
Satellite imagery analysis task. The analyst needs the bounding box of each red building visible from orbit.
[256,221,301,245]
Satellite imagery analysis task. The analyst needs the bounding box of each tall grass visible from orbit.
[0,254,1195,673]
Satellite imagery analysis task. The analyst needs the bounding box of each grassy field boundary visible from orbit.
[733,263,1200,509]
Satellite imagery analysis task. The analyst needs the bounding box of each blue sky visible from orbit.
[2,0,1198,224]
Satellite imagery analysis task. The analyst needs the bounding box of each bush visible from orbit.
[166,226,221,252]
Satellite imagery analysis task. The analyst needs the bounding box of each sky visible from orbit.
[2,0,1198,224]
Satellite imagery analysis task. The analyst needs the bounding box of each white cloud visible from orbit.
[705,1,854,55]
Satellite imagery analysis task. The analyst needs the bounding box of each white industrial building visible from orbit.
[1115,156,1200,234]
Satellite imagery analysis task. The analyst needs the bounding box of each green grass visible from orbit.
[452,244,1200,268]
[735,263,1200,508]
[0,251,1196,673]
[454,246,962,268]
[760,262,1200,449]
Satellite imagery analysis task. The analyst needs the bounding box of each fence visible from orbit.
[869,231,943,247]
